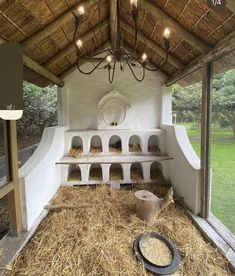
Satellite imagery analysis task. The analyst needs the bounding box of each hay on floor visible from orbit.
[0,197,9,240]
[5,184,233,276]
[109,167,123,181]
[109,146,122,153]
[69,147,83,158]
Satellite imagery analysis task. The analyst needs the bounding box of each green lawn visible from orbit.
[179,122,235,234]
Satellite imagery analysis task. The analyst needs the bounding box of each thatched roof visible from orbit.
[0,0,234,87]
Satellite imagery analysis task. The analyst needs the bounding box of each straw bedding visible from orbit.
[69,147,83,158]
[129,143,142,153]
[5,184,232,276]
[0,197,9,240]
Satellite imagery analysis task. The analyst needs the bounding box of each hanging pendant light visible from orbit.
[72,0,171,83]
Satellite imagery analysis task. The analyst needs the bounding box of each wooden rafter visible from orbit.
[44,19,109,68]
[22,0,98,50]
[165,30,235,86]
[59,42,110,78]
[0,37,64,87]
[141,0,211,52]
[121,20,184,70]
[110,0,118,49]
[227,0,235,14]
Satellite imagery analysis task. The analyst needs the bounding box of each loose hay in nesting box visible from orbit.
[129,143,142,153]
[148,146,161,153]
[69,147,83,158]
[109,146,122,153]
[109,167,123,181]
[68,170,81,181]
[89,168,102,181]
[5,184,233,276]
[90,146,102,155]
[131,168,144,181]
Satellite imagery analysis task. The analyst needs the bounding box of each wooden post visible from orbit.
[200,63,212,218]
[6,120,22,236]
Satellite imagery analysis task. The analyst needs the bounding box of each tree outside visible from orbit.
[172,69,235,234]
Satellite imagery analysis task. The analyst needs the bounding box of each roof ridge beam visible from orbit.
[44,19,109,68]
[121,20,184,70]
[22,0,97,51]
[141,0,211,52]
[0,37,64,87]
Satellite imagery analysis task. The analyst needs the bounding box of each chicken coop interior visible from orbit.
[0,0,235,275]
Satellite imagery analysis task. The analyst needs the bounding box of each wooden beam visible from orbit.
[59,42,110,79]
[141,0,211,52]
[44,19,109,68]
[121,20,184,70]
[110,0,118,49]
[0,182,13,200]
[0,37,64,87]
[6,121,22,236]
[200,63,212,218]
[227,0,235,14]
[165,30,235,86]
[22,0,97,50]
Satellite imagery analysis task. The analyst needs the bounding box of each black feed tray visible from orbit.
[133,232,180,275]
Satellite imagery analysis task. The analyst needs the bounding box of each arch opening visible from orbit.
[90,135,103,154]
[109,164,123,181]
[150,162,163,181]
[70,136,83,158]
[68,164,81,181]
[109,135,122,153]
[129,135,142,153]
[148,135,160,153]
[130,163,143,181]
[89,164,103,181]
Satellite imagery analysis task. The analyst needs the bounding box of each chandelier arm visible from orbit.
[143,51,169,71]
[126,59,145,82]
[108,61,116,84]
[76,56,106,75]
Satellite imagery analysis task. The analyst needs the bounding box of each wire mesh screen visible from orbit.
[0,195,10,239]
[172,68,202,159]
[0,119,9,187]
[211,52,235,234]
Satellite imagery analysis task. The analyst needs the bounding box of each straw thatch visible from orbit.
[4,183,233,276]
[0,0,234,86]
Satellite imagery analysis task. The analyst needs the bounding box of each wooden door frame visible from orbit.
[0,120,22,236]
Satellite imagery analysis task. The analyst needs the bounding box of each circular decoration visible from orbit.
[98,90,130,127]
[133,232,180,275]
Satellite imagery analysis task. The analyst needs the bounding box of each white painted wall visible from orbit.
[60,65,166,130]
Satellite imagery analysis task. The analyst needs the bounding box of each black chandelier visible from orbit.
[72,0,171,83]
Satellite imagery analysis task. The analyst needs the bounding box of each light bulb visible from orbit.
[76,39,82,49]
[142,53,147,62]
[78,6,85,15]
[106,55,112,63]
[164,28,170,39]
[131,0,138,7]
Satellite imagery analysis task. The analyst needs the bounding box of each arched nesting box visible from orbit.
[129,135,142,153]
[130,163,143,181]
[70,136,83,158]
[109,135,122,153]
[89,164,102,181]
[109,164,123,181]
[68,164,81,181]
[148,135,160,153]
[150,162,162,181]
[90,135,103,154]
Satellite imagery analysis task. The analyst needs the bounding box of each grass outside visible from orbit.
[179,122,235,234]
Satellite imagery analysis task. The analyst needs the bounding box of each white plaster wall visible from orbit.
[19,126,68,230]
[62,65,166,130]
